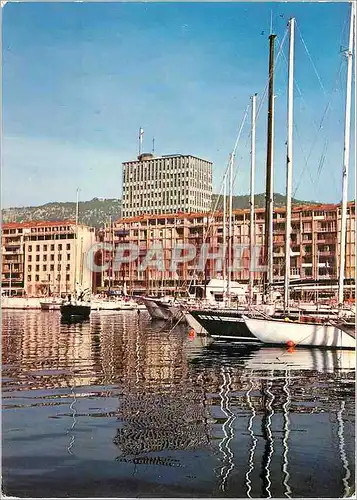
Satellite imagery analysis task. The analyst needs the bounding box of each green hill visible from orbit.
[2,193,316,228]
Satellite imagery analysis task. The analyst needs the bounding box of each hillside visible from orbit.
[212,193,315,210]
[2,198,122,228]
[2,193,316,228]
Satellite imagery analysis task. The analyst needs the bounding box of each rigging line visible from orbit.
[316,139,329,184]
[295,21,327,96]
[242,28,290,153]
[280,48,337,137]
[186,104,249,288]
[291,58,345,197]
[292,121,315,196]
[282,45,344,182]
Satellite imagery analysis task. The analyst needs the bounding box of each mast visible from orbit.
[264,34,277,302]
[227,152,234,305]
[223,172,227,284]
[338,2,354,306]
[73,188,79,293]
[284,18,295,312]
[249,94,257,304]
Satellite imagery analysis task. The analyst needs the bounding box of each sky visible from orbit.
[2,1,355,208]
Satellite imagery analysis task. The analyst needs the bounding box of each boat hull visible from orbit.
[60,304,91,320]
[40,301,61,311]
[184,312,209,335]
[141,298,170,320]
[157,302,186,323]
[243,316,356,349]
[189,309,261,344]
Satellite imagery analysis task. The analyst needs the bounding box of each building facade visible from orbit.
[122,153,212,218]
[97,202,355,299]
[2,220,96,296]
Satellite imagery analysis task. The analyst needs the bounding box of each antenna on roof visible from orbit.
[152,137,155,155]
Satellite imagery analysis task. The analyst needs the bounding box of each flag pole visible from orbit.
[139,128,144,155]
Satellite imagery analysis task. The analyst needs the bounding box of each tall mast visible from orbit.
[73,188,79,292]
[223,172,227,284]
[249,93,257,304]
[264,34,277,302]
[338,2,354,306]
[284,18,295,311]
[227,152,234,305]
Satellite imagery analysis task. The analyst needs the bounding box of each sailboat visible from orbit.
[60,189,91,321]
[243,11,356,348]
[185,34,277,343]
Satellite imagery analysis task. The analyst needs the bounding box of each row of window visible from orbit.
[28,253,71,262]
[28,264,70,272]
[28,243,71,252]
[28,274,71,282]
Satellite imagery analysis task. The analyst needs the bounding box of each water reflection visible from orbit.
[2,310,355,498]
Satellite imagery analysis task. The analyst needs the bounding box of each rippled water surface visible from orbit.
[2,310,355,498]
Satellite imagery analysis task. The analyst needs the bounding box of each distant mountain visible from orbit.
[2,193,316,228]
[2,198,122,228]
[212,193,316,210]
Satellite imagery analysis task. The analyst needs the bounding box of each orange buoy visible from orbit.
[188,328,195,339]
[287,340,295,348]
[287,346,296,353]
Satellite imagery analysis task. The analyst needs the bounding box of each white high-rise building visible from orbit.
[122,153,212,217]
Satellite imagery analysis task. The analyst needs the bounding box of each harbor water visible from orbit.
[2,310,355,498]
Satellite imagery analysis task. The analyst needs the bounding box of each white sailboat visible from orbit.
[244,11,356,348]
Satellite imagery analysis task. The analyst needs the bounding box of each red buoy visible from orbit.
[287,340,295,348]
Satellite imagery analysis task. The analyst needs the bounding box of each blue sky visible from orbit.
[2,2,355,207]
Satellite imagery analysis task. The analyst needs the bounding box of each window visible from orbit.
[28,245,32,252]
[36,245,40,252]
[44,245,47,251]
[43,255,47,261]
[35,275,39,282]
[27,275,31,282]
[43,265,47,272]
[58,244,62,251]
[36,255,40,262]
[50,255,54,261]
[66,264,70,271]
[58,254,62,261]
[28,255,32,262]
[66,274,70,282]
[36,265,39,271]
[50,264,54,271]
[67,244,71,250]
[57,264,61,271]
[67,254,70,260]
[51,244,55,251]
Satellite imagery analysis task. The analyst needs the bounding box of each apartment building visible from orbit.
[122,153,212,218]
[2,220,96,297]
[97,202,355,298]
[2,224,25,296]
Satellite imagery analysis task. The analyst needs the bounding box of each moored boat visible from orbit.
[40,298,62,311]
[242,315,355,349]
[189,308,261,344]
[60,302,91,320]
